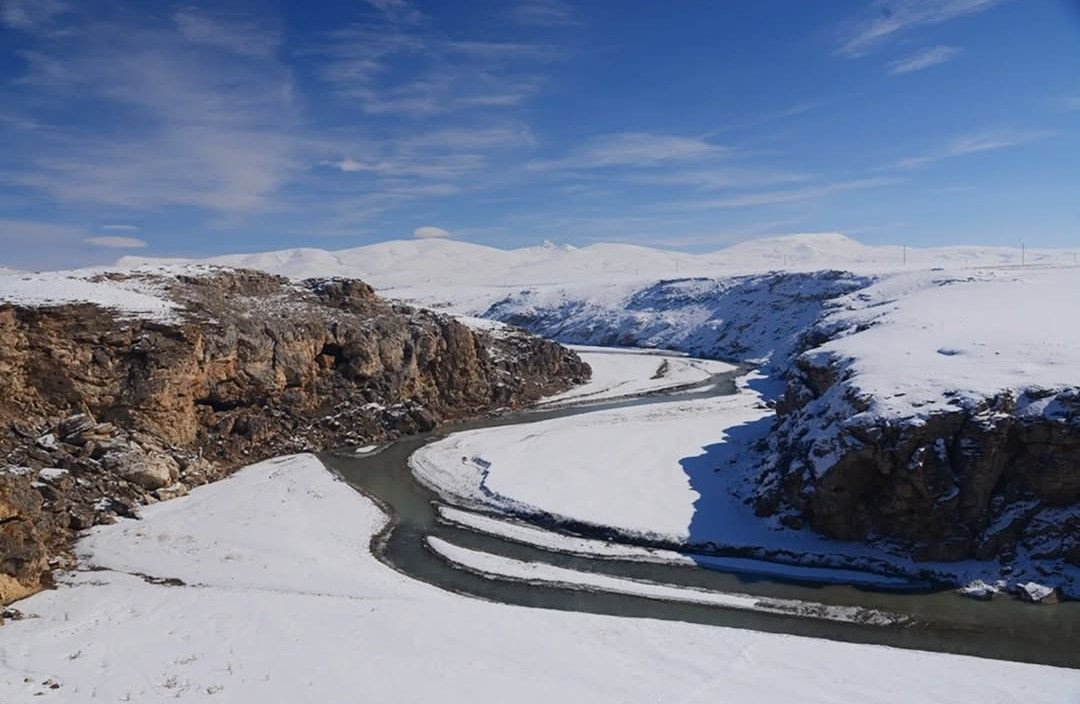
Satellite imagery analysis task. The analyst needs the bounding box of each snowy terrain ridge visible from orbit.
[117,233,1078,313]
[485,270,872,368]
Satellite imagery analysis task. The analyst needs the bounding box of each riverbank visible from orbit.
[413,350,1080,599]
[2,453,1077,702]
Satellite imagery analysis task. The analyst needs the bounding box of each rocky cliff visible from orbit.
[756,352,1080,576]
[0,267,588,602]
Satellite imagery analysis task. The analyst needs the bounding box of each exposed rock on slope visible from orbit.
[484,271,872,366]
[483,267,1080,592]
[760,360,1080,567]
[0,267,588,602]
[753,269,1080,582]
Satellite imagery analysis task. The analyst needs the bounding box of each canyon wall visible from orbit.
[0,269,588,602]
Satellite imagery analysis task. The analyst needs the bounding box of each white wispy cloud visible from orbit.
[413,225,450,239]
[1,0,577,250]
[317,3,562,117]
[173,7,281,58]
[894,129,1048,169]
[531,132,726,170]
[310,122,537,226]
[398,125,536,151]
[621,167,811,190]
[101,224,140,231]
[507,0,579,26]
[838,0,1005,57]
[0,218,84,242]
[322,152,487,179]
[0,0,68,30]
[363,0,426,25]
[2,7,304,211]
[83,236,147,248]
[680,177,899,209]
[888,45,961,74]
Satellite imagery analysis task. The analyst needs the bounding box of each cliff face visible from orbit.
[755,352,1080,579]
[0,268,589,602]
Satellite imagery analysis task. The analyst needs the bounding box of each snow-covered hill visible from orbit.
[117,233,1078,313]
[485,270,873,368]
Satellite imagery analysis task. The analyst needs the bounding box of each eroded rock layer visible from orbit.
[757,354,1080,571]
[0,269,588,602]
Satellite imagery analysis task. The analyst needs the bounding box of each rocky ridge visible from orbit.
[754,350,1080,589]
[0,267,588,602]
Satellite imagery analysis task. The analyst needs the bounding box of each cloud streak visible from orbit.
[1,7,304,212]
[838,0,1005,57]
[316,3,564,117]
[888,45,961,74]
[894,129,1048,169]
[413,225,450,239]
[507,0,579,26]
[679,177,899,209]
[530,132,727,170]
[0,0,68,30]
[84,236,147,248]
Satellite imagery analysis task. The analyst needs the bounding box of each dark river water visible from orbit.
[321,371,1080,669]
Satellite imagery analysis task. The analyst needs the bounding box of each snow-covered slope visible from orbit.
[540,345,734,406]
[3,454,1076,702]
[806,267,1080,420]
[0,266,193,321]
[486,271,872,368]
[413,375,770,541]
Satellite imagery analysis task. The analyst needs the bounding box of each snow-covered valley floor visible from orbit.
[414,370,770,540]
[539,345,736,406]
[3,454,1078,703]
[414,351,1080,594]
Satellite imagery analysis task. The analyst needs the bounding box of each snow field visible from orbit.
[2,454,1077,703]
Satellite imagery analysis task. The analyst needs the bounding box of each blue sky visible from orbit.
[1,0,1078,268]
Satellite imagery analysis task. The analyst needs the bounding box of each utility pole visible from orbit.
[902,245,907,266]
[1021,242,1026,267]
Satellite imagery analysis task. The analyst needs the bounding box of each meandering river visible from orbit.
[322,369,1080,669]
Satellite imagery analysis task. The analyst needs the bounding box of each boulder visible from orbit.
[0,474,48,603]
[103,447,180,491]
[1017,581,1060,605]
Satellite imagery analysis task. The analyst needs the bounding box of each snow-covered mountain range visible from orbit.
[117,233,1077,313]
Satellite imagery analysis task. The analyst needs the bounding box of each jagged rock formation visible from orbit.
[757,353,1080,570]
[0,268,588,602]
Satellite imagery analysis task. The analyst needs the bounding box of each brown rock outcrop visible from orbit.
[0,268,589,603]
[757,354,1080,570]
